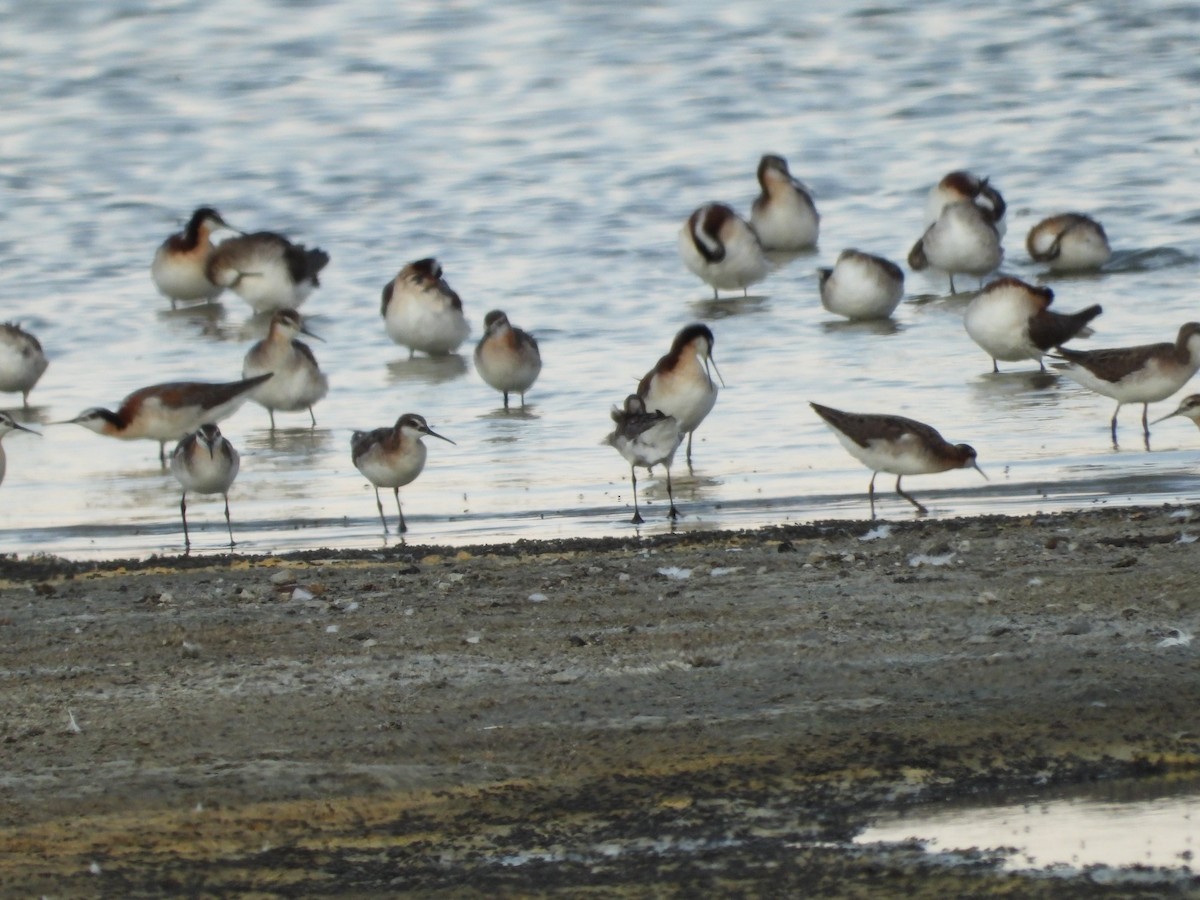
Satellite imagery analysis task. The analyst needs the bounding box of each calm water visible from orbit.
[3,1,1200,559]
[858,778,1200,873]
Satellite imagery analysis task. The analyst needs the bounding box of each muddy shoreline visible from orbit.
[2,506,1199,896]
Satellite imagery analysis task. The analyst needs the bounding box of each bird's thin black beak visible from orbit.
[424,427,456,446]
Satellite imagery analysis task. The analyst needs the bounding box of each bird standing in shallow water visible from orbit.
[0,322,49,406]
[151,207,236,308]
[678,203,770,299]
[206,230,329,313]
[810,402,986,518]
[0,412,38,488]
[474,310,541,410]
[817,249,905,321]
[1054,322,1200,450]
[749,154,820,251]
[638,323,722,469]
[351,413,454,534]
[1026,213,1111,273]
[170,423,239,552]
[63,373,271,465]
[606,394,684,524]
[908,200,1003,294]
[964,276,1102,373]
[381,258,470,357]
[242,309,329,429]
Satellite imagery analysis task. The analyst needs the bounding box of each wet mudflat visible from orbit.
[2,506,1199,896]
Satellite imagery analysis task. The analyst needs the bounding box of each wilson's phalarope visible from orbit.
[749,154,820,251]
[0,322,49,406]
[678,202,770,299]
[925,170,1007,235]
[381,258,470,357]
[242,308,329,429]
[964,276,1102,373]
[817,249,905,320]
[206,230,329,313]
[151,207,235,308]
[810,402,986,518]
[637,323,723,468]
[351,413,454,534]
[170,423,240,551]
[474,310,541,409]
[1026,213,1111,272]
[64,373,271,464]
[0,412,38,488]
[606,394,684,524]
[1054,322,1200,449]
[908,200,1003,294]
[1151,395,1200,432]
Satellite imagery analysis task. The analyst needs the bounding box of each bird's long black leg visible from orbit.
[180,492,191,552]
[896,476,928,515]
[868,472,877,520]
[394,487,407,533]
[374,487,389,534]
[223,493,235,548]
[1111,402,1121,449]
[1142,403,1151,451]
[630,467,643,525]
[666,465,680,520]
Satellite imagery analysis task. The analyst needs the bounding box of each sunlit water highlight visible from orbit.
[857,780,1200,873]
[3,2,1200,559]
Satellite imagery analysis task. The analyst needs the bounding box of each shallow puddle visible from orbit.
[858,778,1199,872]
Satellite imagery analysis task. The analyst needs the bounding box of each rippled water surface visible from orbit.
[3,1,1200,558]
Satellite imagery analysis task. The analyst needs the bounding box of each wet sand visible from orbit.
[2,506,1199,896]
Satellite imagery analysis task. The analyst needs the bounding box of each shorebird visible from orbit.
[817,249,905,320]
[638,323,723,469]
[810,402,986,518]
[908,200,1004,294]
[206,230,329,313]
[0,412,38,488]
[964,276,1102,373]
[351,413,454,534]
[749,154,820,251]
[925,170,1007,235]
[606,394,684,524]
[1054,322,1200,449]
[474,310,541,409]
[381,258,470,357]
[1151,395,1200,432]
[170,423,239,551]
[242,308,329,428]
[151,207,235,307]
[678,202,770,299]
[1026,213,1111,273]
[63,373,271,464]
[0,322,49,406]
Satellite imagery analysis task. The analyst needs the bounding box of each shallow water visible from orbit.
[3,1,1200,559]
[858,778,1200,873]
